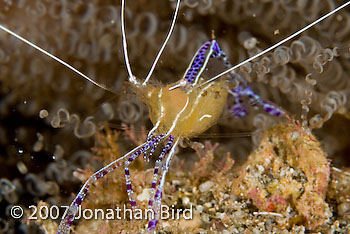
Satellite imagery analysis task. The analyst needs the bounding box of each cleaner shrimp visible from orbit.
[0,0,349,233]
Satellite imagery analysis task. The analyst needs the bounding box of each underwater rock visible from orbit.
[232,123,331,229]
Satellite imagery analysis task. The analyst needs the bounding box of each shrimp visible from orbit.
[0,0,349,233]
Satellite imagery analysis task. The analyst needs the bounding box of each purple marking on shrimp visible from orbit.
[147,136,177,231]
[184,40,213,83]
[260,101,283,116]
[74,197,82,206]
[123,134,167,210]
[212,41,221,55]
[147,135,174,210]
[66,215,74,225]
[229,94,248,118]
[130,199,136,208]
[231,106,248,118]
[154,189,162,200]
[229,83,285,118]
[151,182,157,189]
[208,40,285,118]
[148,220,158,230]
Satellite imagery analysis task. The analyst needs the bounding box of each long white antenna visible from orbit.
[142,0,181,85]
[121,0,137,84]
[0,24,115,93]
[200,0,350,87]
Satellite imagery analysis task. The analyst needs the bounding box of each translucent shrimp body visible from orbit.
[134,79,229,138]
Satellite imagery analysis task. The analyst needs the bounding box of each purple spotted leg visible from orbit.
[57,135,165,234]
[173,38,244,90]
[57,140,154,234]
[228,89,249,118]
[147,135,174,209]
[144,134,161,162]
[210,39,248,86]
[210,40,285,117]
[182,40,213,85]
[124,134,165,209]
[147,137,179,231]
[228,85,285,118]
[178,39,252,117]
[241,86,285,116]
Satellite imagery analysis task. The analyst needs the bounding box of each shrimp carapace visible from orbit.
[133,79,229,138]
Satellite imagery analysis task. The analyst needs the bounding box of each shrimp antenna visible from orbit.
[142,0,181,85]
[200,0,350,87]
[121,0,138,84]
[0,24,115,93]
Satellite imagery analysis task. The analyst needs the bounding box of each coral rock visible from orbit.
[232,124,331,229]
